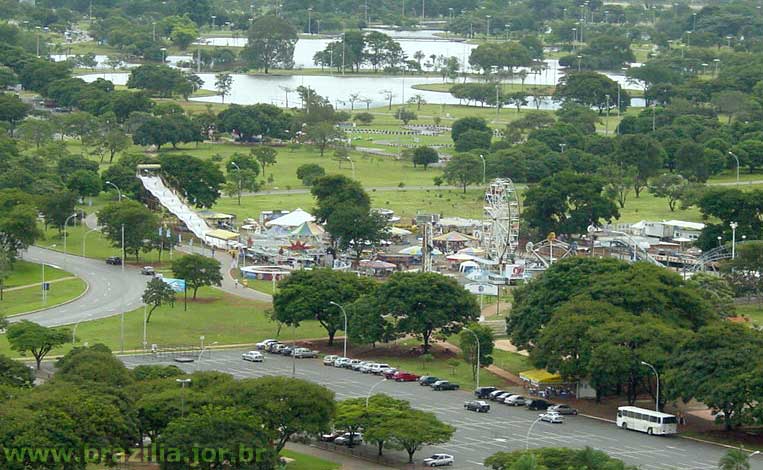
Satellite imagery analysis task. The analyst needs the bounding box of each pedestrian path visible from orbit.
[5,276,77,292]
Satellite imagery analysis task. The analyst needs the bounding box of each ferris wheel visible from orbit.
[483,178,521,267]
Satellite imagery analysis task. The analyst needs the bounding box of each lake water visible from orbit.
[80,72,645,110]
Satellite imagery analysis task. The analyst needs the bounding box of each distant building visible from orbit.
[629,220,705,242]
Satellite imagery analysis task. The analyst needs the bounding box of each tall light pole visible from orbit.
[328,301,348,357]
[478,154,486,185]
[640,361,660,412]
[366,378,387,408]
[83,227,100,257]
[63,213,78,255]
[152,21,156,41]
[463,327,481,389]
[526,416,544,450]
[230,161,242,205]
[307,8,312,35]
[728,151,740,186]
[730,222,738,260]
[36,26,41,57]
[605,94,610,135]
[105,180,122,201]
[485,15,491,39]
[211,15,217,29]
[160,47,167,63]
[176,378,192,417]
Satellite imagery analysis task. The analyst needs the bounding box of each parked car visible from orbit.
[346,359,362,369]
[256,339,278,350]
[292,348,318,358]
[280,346,293,356]
[323,355,339,365]
[488,390,508,400]
[505,395,527,406]
[273,344,291,355]
[419,376,440,386]
[140,266,155,275]
[548,404,578,415]
[265,342,283,353]
[370,363,391,375]
[333,432,362,447]
[464,400,490,413]
[241,351,263,362]
[432,380,460,391]
[359,362,377,373]
[379,366,397,376]
[527,399,553,411]
[106,256,122,265]
[474,387,497,398]
[422,454,455,467]
[319,430,345,442]
[390,371,420,382]
[333,357,351,368]
[539,411,564,423]
[352,361,369,371]
[495,393,513,403]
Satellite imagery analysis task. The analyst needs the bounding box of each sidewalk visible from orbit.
[5,276,77,292]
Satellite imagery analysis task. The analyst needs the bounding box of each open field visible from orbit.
[2,278,87,316]
[5,260,70,288]
[0,287,326,357]
[736,303,763,326]
[281,449,340,470]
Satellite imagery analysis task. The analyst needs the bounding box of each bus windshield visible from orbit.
[662,417,678,424]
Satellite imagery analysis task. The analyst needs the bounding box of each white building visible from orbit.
[629,220,705,242]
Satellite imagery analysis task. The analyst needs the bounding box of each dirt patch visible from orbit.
[494,339,529,356]
[185,297,217,304]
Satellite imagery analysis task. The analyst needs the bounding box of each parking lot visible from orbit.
[121,350,760,470]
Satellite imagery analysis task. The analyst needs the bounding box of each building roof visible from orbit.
[265,208,315,227]
[206,229,239,241]
[664,220,705,230]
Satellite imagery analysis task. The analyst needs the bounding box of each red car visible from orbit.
[390,371,420,382]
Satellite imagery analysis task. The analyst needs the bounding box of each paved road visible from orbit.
[121,350,760,470]
[13,247,149,327]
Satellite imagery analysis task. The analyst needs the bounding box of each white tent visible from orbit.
[265,208,315,227]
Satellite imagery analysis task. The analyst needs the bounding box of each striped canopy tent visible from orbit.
[290,221,325,238]
[433,231,475,242]
[398,246,443,256]
[458,247,486,256]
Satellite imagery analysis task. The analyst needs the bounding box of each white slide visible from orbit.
[138,174,212,243]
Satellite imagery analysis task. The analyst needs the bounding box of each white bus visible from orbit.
[616,406,678,435]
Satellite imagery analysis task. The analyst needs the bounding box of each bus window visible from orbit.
[617,411,622,417]
[662,417,677,424]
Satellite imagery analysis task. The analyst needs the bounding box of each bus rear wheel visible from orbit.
[647,428,653,435]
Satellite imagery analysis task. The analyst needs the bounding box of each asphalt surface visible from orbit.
[13,246,149,326]
[121,349,760,470]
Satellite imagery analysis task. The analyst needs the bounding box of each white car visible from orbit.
[323,355,338,365]
[292,348,318,358]
[334,357,351,368]
[423,454,454,467]
[241,351,264,362]
[359,362,377,373]
[505,395,527,406]
[255,339,278,350]
[539,412,564,423]
[346,359,362,369]
[333,432,363,446]
[370,363,390,374]
[352,361,369,371]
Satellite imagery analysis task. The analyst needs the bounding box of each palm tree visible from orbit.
[511,453,548,470]
[718,449,750,470]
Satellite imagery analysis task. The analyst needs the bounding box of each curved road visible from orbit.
[13,247,149,327]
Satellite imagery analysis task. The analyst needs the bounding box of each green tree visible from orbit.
[719,449,751,470]
[394,107,417,125]
[347,294,398,347]
[390,408,455,463]
[666,323,763,430]
[0,355,33,388]
[687,273,736,318]
[251,146,277,177]
[649,173,689,212]
[460,323,495,382]
[6,321,69,370]
[376,272,480,352]
[40,190,78,233]
[242,15,298,73]
[412,146,439,170]
[444,152,483,193]
[0,198,41,259]
[597,163,636,209]
[171,254,222,300]
[296,163,325,186]
[451,116,490,142]
[16,118,55,148]
[522,172,619,237]
[142,277,177,323]
[160,154,225,208]
[216,104,291,141]
[102,128,131,163]
[311,174,370,222]
[273,269,374,345]
[353,112,375,125]
[326,204,389,265]
[485,447,635,470]
[0,250,10,301]
[307,122,342,156]
[0,93,30,135]
[66,169,102,197]
[555,72,629,114]
[98,200,160,262]
[232,376,335,453]
[614,134,666,197]
[214,72,232,103]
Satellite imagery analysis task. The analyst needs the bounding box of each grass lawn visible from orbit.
[5,260,70,288]
[0,287,327,358]
[2,278,87,316]
[492,348,531,375]
[736,303,763,326]
[281,449,340,470]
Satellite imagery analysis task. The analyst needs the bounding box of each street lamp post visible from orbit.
[728,151,740,186]
[485,15,491,39]
[230,161,242,205]
[463,327,481,389]
[718,236,723,248]
[328,301,349,358]
[730,222,738,260]
[83,227,100,257]
[525,416,544,450]
[307,8,312,35]
[576,54,582,72]
[63,213,78,255]
[105,181,122,201]
[640,361,660,412]
[366,378,387,408]
[605,94,610,135]
[160,47,167,63]
[478,154,486,185]
[211,15,217,29]
[176,378,192,417]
